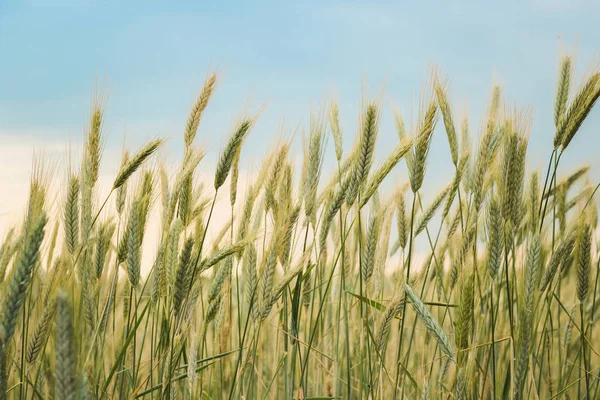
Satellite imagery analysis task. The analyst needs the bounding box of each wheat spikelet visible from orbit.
[113,139,163,190]
[178,175,193,226]
[115,150,130,215]
[486,198,503,279]
[499,120,529,227]
[471,124,501,214]
[361,211,380,282]
[435,73,459,165]
[442,154,468,219]
[23,165,47,234]
[346,101,380,204]
[259,241,279,320]
[83,103,103,189]
[198,241,246,273]
[490,85,502,120]
[528,172,539,233]
[279,204,301,267]
[404,283,455,362]
[0,229,17,282]
[375,297,404,356]
[421,377,430,400]
[150,242,166,303]
[360,138,412,208]
[514,325,531,397]
[243,246,258,314]
[271,257,307,304]
[187,326,198,392]
[82,263,96,330]
[166,149,205,224]
[184,73,217,148]
[562,305,577,352]
[236,184,260,244]
[277,163,294,216]
[514,235,541,396]
[182,280,202,325]
[393,108,406,139]
[0,213,47,345]
[166,219,183,291]
[540,230,576,291]
[319,178,350,251]
[55,290,78,400]
[230,148,241,207]
[63,175,79,255]
[544,165,590,201]
[159,165,171,229]
[396,186,408,250]
[215,118,253,189]
[133,172,153,231]
[449,222,476,289]
[265,143,290,211]
[205,293,223,326]
[456,270,474,367]
[374,203,394,294]
[173,237,194,316]
[98,270,117,334]
[454,369,467,400]
[94,220,114,279]
[560,71,600,150]
[26,298,57,364]
[302,262,314,308]
[554,56,572,146]
[407,94,438,193]
[524,235,541,313]
[577,222,591,301]
[304,110,326,222]
[414,183,451,236]
[329,100,343,161]
[447,205,462,239]
[125,199,143,287]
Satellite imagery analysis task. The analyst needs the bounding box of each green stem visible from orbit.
[392,191,416,400]
[580,304,590,398]
[490,281,497,399]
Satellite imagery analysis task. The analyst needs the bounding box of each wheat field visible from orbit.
[0,53,600,400]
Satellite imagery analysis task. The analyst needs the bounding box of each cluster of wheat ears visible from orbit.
[1,52,600,400]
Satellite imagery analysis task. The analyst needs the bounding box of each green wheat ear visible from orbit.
[55,290,78,400]
[434,72,459,165]
[113,138,163,190]
[27,298,57,364]
[0,213,47,345]
[360,138,412,208]
[407,94,438,193]
[184,72,217,148]
[375,297,404,357]
[456,270,474,367]
[554,55,571,147]
[303,110,326,223]
[346,101,380,205]
[215,117,255,189]
[560,72,600,150]
[576,222,591,302]
[329,99,343,161]
[404,283,456,363]
[63,175,79,255]
[361,210,380,282]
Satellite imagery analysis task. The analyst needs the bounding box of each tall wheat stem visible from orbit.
[392,191,416,400]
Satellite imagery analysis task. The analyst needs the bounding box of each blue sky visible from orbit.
[1,0,600,190]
